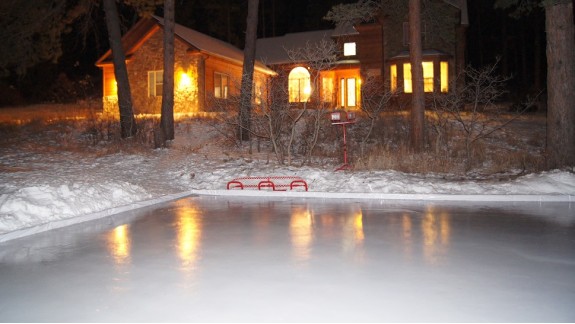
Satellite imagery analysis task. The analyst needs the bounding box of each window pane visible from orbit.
[288,67,311,103]
[289,79,299,102]
[403,64,412,93]
[422,61,434,92]
[322,77,333,103]
[390,64,397,92]
[222,75,229,99]
[214,73,221,98]
[344,42,356,56]
[440,61,449,93]
[340,78,345,107]
[148,71,163,97]
[347,78,356,107]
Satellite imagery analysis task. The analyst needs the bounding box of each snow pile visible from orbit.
[0,182,151,234]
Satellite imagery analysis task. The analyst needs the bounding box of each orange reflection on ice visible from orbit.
[343,206,364,245]
[402,213,413,258]
[175,201,202,272]
[342,206,365,260]
[107,224,131,265]
[353,210,365,243]
[422,206,451,264]
[290,206,314,263]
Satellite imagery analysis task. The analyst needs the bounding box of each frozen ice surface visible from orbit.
[1,196,574,322]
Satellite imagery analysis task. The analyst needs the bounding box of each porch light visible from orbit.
[178,71,192,90]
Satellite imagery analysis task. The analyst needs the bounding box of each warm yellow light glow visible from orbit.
[289,67,311,103]
[423,62,434,92]
[290,207,313,263]
[303,84,312,98]
[107,224,131,265]
[346,78,356,107]
[178,71,192,90]
[353,210,364,243]
[403,64,412,93]
[440,61,449,93]
[343,42,356,56]
[403,62,434,93]
[175,201,202,271]
[321,76,334,103]
[421,206,451,265]
[390,64,398,92]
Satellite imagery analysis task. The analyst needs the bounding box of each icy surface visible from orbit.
[0,196,573,322]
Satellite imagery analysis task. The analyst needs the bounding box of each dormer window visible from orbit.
[343,42,356,56]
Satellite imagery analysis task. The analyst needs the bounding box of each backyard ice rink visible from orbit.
[1,195,574,322]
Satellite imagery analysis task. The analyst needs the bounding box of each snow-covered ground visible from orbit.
[1,107,574,241]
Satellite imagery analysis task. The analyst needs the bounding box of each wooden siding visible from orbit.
[100,27,270,115]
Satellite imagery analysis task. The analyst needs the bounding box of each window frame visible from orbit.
[340,77,357,108]
[214,72,230,99]
[148,70,163,97]
[288,67,311,103]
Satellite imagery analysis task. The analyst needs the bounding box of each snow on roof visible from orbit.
[256,30,336,65]
[389,49,452,60]
[332,22,359,37]
[153,16,275,75]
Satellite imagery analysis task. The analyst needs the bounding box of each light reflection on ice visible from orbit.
[289,205,313,264]
[107,224,131,265]
[174,200,201,273]
[422,207,451,265]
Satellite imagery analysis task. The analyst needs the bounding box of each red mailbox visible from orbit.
[330,110,356,124]
[329,110,356,171]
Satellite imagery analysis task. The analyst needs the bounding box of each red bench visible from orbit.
[227,176,308,191]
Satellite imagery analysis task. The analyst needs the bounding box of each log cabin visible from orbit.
[96,16,275,117]
[255,0,468,111]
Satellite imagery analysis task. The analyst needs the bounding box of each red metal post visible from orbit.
[335,123,352,171]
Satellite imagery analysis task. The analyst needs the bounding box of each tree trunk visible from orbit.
[545,1,575,168]
[161,0,175,141]
[409,0,425,151]
[455,24,467,92]
[102,0,137,138]
[239,0,259,141]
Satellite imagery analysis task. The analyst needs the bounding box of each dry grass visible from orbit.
[0,103,549,177]
[350,110,547,176]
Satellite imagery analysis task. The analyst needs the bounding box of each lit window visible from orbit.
[423,61,434,92]
[440,61,449,93]
[322,77,334,103]
[402,62,435,93]
[288,67,311,103]
[148,70,163,97]
[390,64,397,92]
[214,72,229,99]
[403,64,412,93]
[343,42,356,56]
[347,78,356,107]
[340,78,357,108]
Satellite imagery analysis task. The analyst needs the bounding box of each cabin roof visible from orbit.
[255,30,335,65]
[96,16,275,75]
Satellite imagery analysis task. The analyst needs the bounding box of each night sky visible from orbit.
[4,0,555,104]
